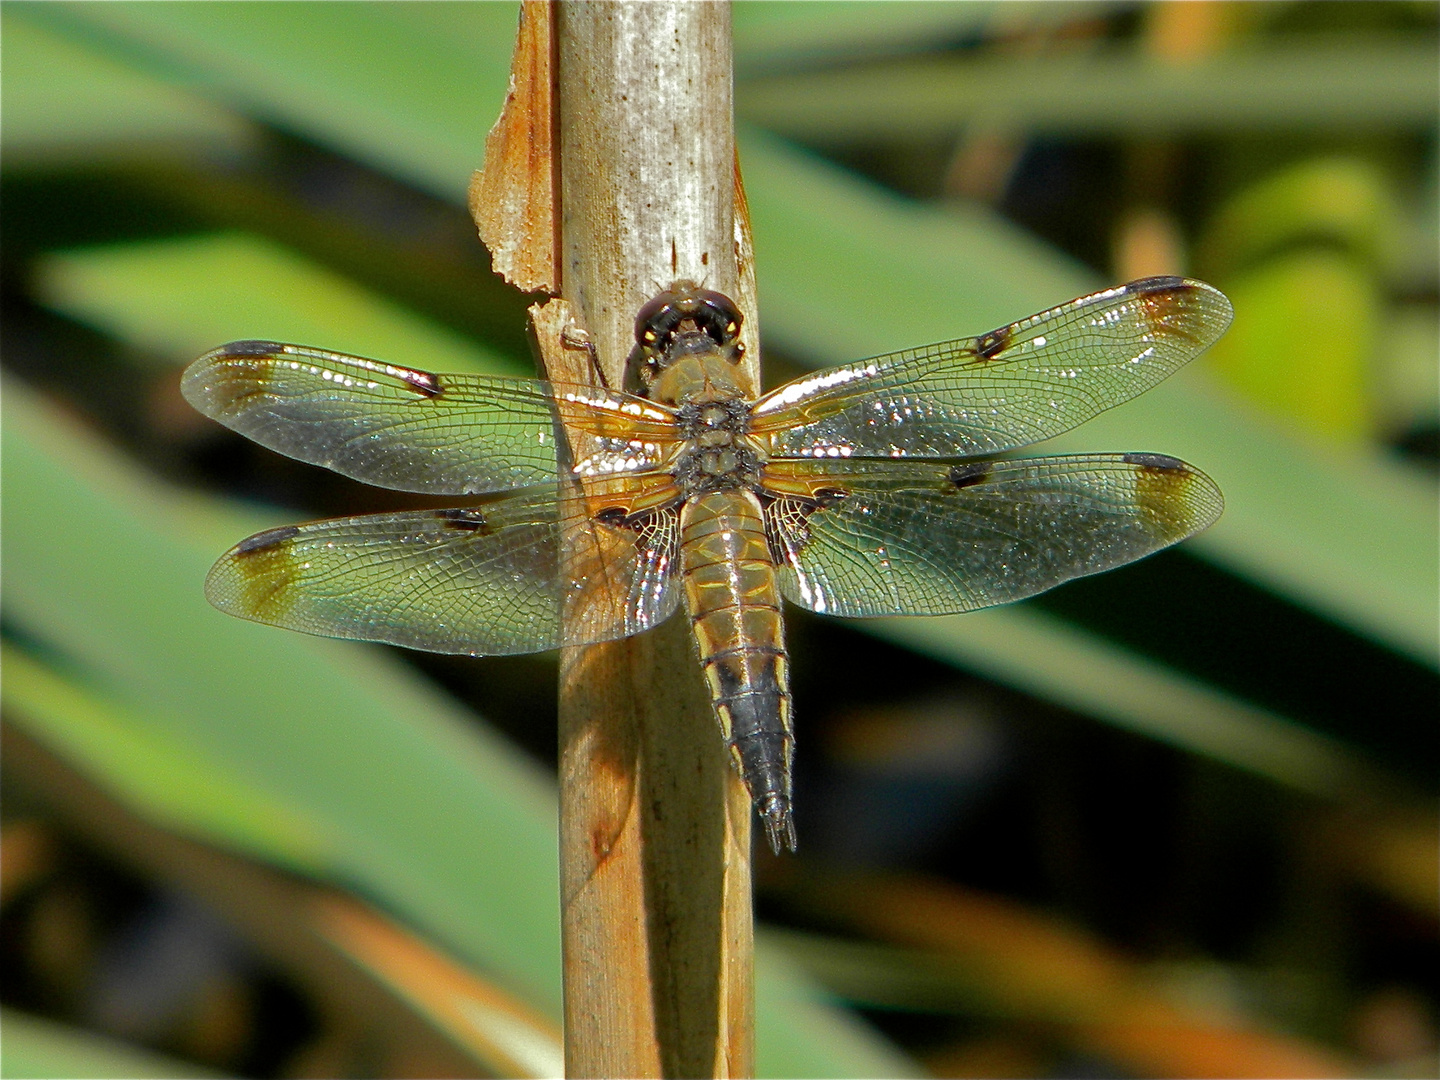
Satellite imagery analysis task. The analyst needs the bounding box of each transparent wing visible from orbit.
[752,277,1232,460]
[204,486,682,654]
[182,341,680,495]
[763,454,1222,617]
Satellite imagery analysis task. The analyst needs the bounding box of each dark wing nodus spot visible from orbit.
[396,367,443,398]
[949,463,992,489]
[594,505,649,532]
[974,326,1012,360]
[235,525,301,555]
[435,508,491,533]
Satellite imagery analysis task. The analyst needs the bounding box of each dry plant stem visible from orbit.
[549,2,755,1077]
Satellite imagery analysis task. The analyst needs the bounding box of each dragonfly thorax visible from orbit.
[671,393,765,495]
[645,347,747,407]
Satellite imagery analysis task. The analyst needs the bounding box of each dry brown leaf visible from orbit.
[470,0,558,293]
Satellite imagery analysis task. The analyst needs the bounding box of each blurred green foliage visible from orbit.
[0,1009,223,1079]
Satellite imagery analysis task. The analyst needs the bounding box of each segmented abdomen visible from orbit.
[679,489,796,852]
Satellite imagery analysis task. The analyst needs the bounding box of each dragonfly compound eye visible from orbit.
[634,282,744,355]
[692,289,743,346]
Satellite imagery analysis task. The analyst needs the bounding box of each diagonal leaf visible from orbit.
[736,40,1440,138]
[3,644,330,872]
[0,1009,226,1080]
[35,232,521,376]
[0,9,249,162]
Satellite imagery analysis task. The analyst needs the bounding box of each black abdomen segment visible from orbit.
[705,649,795,853]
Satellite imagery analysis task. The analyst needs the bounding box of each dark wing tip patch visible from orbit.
[215,340,286,358]
[1126,276,1234,350]
[1125,275,1188,294]
[234,524,301,555]
[1122,452,1187,473]
[182,344,283,416]
[211,527,304,623]
[1122,453,1224,536]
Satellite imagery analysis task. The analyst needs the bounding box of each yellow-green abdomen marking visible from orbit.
[679,489,796,852]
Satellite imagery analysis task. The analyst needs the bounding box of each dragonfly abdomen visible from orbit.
[679,490,796,853]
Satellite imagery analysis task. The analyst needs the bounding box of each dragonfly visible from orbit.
[182,275,1231,853]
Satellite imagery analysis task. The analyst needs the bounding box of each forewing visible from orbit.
[764,454,1222,617]
[204,486,681,654]
[752,277,1232,460]
[182,342,679,495]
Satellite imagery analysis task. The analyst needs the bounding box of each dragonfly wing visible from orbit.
[183,342,679,495]
[205,486,682,654]
[763,454,1222,617]
[752,277,1232,460]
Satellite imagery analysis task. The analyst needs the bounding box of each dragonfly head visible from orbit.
[630,281,745,397]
